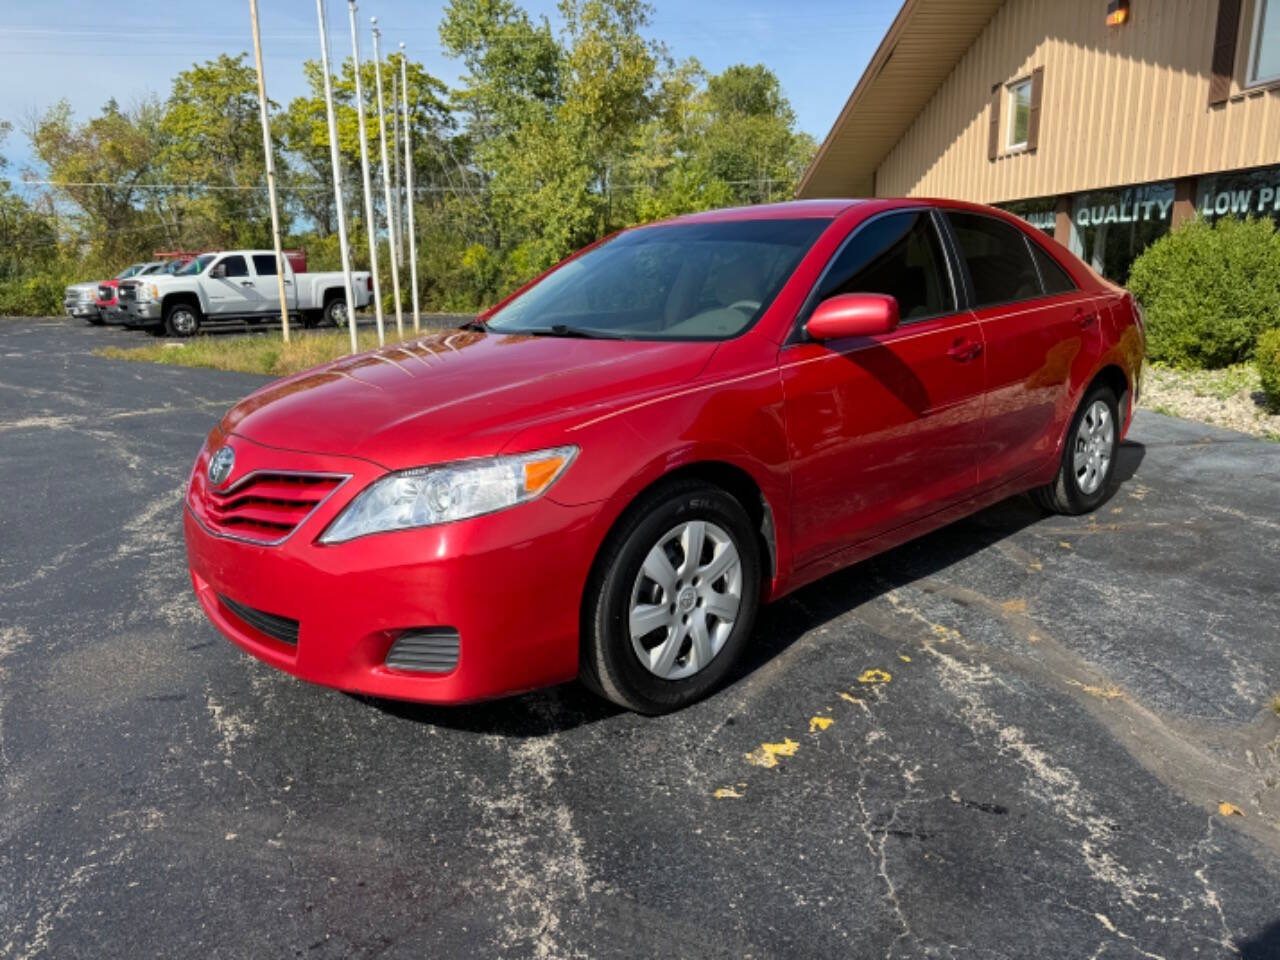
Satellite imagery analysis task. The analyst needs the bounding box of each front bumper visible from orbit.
[64,301,99,319]
[125,302,162,325]
[184,435,605,704]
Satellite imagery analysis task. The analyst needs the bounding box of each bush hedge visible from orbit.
[1128,216,1280,369]
[1256,327,1280,413]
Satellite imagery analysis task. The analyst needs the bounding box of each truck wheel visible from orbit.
[87,313,105,326]
[323,297,348,328]
[164,303,201,338]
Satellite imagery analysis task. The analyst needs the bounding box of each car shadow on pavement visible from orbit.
[361,440,1145,736]
[1239,918,1280,959]
[730,438,1145,694]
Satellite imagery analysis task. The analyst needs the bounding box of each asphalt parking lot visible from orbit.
[2,316,1279,959]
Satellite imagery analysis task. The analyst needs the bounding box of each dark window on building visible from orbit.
[1029,242,1076,294]
[252,254,278,276]
[217,255,249,278]
[945,212,1042,306]
[816,211,954,322]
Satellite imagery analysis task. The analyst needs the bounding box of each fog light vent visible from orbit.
[385,628,460,673]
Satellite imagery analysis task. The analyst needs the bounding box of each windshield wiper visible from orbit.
[458,320,486,333]
[530,324,624,340]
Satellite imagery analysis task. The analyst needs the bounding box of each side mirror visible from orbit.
[806,293,900,341]
[210,263,227,279]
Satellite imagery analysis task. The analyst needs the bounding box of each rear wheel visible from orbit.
[581,480,761,714]
[1032,384,1120,515]
[163,302,201,338]
[323,296,348,328]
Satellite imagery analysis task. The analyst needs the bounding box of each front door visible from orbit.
[206,254,258,316]
[781,209,987,569]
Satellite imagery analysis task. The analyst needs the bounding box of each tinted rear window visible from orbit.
[252,254,278,276]
[1029,242,1076,294]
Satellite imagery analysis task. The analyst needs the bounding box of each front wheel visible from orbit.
[163,302,201,338]
[1032,384,1120,515]
[87,313,105,326]
[581,480,761,714]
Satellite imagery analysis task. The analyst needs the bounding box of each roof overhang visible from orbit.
[797,0,1007,199]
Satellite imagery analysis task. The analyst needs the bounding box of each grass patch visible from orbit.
[96,328,422,378]
[1270,695,1280,717]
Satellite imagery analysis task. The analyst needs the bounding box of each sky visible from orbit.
[0,0,899,181]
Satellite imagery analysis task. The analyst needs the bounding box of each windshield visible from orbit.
[484,218,830,341]
[176,255,215,276]
[162,260,189,275]
[116,264,146,279]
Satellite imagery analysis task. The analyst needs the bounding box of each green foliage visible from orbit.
[1256,328,1280,413]
[1128,216,1280,368]
[10,4,816,315]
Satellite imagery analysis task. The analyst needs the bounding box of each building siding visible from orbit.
[874,0,1280,203]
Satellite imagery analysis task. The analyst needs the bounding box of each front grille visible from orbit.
[97,284,113,301]
[204,472,345,545]
[117,283,137,303]
[385,629,460,673]
[219,594,299,645]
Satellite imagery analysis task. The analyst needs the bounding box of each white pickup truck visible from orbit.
[121,250,374,337]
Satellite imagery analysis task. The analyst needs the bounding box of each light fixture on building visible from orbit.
[1106,0,1130,26]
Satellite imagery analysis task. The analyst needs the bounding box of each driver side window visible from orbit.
[816,211,955,322]
[217,256,249,278]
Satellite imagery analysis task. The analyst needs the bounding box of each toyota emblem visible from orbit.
[207,446,235,487]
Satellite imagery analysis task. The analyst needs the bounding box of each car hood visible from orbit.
[221,329,719,468]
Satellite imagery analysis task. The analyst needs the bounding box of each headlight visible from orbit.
[320,445,578,543]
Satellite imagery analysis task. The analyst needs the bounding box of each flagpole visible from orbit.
[248,0,291,343]
[316,0,359,354]
[400,43,420,334]
[347,0,384,346]
[370,19,404,338]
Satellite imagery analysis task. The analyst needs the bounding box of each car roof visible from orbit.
[657,196,1028,227]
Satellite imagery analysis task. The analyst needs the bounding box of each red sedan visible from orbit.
[185,199,1144,714]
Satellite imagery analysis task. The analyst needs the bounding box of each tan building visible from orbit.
[799,0,1280,279]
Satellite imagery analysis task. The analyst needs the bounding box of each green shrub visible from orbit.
[0,269,77,317]
[1257,328,1280,413]
[1128,216,1280,369]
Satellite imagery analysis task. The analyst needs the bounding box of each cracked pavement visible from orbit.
[2,317,1279,959]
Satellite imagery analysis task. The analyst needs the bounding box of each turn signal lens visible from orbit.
[523,455,570,495]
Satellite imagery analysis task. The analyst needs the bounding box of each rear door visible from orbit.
[942,211,1103,488]
[780,208,987,568]
[251,254,294,315]
[205,254,257,315]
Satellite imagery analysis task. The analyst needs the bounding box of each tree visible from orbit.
[157,53,278,249]
[280,54,454,237]
[28,97,164,263]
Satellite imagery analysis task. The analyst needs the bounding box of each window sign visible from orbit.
[1195,167,1280,221]
[999,198,1057,235]
[1068,182,1174,281]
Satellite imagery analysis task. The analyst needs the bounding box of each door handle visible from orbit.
[1076,309,1098,328]
[239,280,254,287]
[947,339,983,362]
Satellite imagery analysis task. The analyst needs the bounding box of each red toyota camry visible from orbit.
[185,199,1144,714]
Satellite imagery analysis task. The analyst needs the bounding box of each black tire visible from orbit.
[1032,383,1120,515]
[323,296,348,328]
[581,479,761,714]
[87,313,105,326]
[163,301,201,338]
